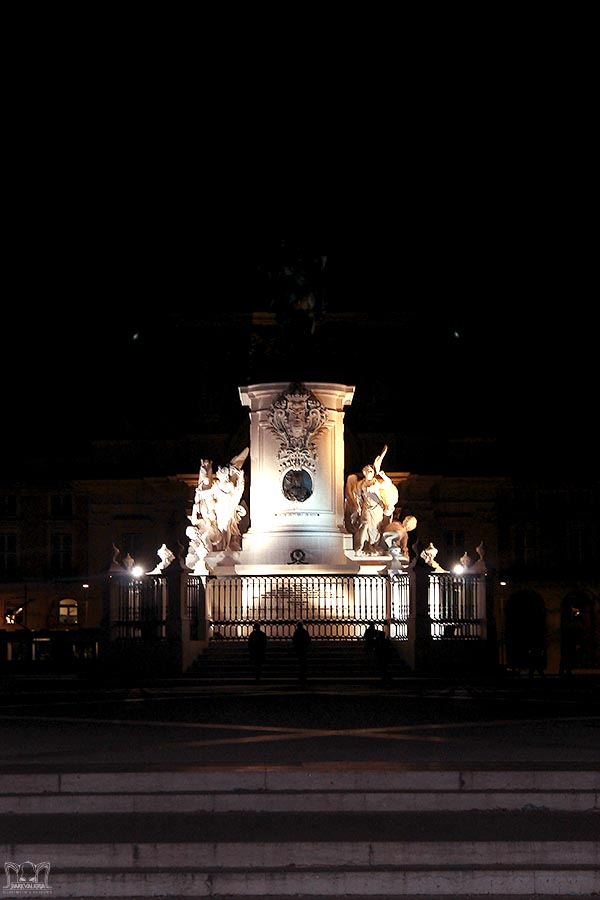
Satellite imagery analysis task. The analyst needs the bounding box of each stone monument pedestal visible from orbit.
[212,382,360,575]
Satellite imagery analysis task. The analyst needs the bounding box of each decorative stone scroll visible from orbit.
[268,382,327,474]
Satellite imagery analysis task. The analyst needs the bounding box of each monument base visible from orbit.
[202,529,370,576]
[234,562,361,575]
[237,528,355,568]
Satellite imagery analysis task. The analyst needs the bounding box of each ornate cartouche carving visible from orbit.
[268,382,327,474]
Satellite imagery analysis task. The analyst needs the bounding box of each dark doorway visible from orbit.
[505,590,546,672]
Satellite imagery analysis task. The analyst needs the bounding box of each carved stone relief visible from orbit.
[268,382,327,476]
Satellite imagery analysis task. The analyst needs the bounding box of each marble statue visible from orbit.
[147,542,175,574]
[345,446,399,555]
[210,451,249,551]
[460,552,472,570]
[109,542,124,572]
[469,541,488,574]
[185,460,216,571]
[383,512,418,559]
[456,542,487,574]
[420,542,447,572]
[185,448,250,571]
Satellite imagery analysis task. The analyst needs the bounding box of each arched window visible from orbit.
[59,598,78,626]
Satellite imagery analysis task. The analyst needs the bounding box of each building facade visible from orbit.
[1,449,598,678]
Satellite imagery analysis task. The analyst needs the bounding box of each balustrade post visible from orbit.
[162,557,189,674]
[482,575,499,670]
[409,559,433,673]
[384,575,392,638]
[198,574,210,640]
[105,573,122,642]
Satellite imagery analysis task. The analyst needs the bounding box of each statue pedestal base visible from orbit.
[234,562,360,576]
[236,528,357,571]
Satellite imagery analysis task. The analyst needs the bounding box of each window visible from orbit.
[51,533,72,576]
[0,532,17,577]
[59,598,78,625]
[0,495,17,518]
[443,530,465,564]
[33,638,52,662]
[5,605,24,625]
[515,524,540,568]
[50,495,73,519]
[8,641,30,662]
[567,522,585,566]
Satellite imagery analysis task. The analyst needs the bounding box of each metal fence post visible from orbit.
[409,560,433,673]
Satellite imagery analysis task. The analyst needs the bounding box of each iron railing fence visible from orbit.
[206,574,413,641]
[109,572,486,643]
[186,575,203,640]
[428,573,487,640]
[207,574,395,641]
[390,572,410,640]
[111,575,168,640]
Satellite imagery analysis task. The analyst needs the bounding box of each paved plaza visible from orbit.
[0,673,598,773]
[0,673,599,899]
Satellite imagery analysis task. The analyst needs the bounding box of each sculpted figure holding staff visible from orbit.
[345,446,399,556]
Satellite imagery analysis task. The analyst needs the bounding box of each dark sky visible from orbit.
[4,230,595,482]
[4,30,595,481]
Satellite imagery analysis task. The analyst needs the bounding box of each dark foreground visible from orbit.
[0,673,598,772]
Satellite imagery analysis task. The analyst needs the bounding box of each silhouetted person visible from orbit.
[363,622,379,652]
[559,607,583,678]
[248,623,267,682]
[292,621,311,684]
[527,638,547,680]
[374,630,395,686]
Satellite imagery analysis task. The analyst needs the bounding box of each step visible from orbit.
[1,768,598,814]
[1,811,599,897]
[190,642,408,684]
[2,769,598,898]
[1,866,598,898]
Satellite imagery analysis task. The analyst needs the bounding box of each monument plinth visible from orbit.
[233,381,359,573]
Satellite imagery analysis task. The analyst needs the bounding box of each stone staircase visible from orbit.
[2,767,599,897]
[187,638,409,685]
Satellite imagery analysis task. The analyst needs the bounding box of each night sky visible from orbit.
[4,230,594,481]
[4,32,595,482]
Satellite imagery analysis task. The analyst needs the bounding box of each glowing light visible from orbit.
[453,564,464,574]
[5,606,23,624]
[131,566,144,579]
